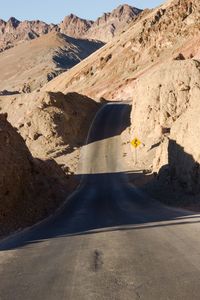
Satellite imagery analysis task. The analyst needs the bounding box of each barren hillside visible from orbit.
[44,0,200,100]
[0,32,103,93]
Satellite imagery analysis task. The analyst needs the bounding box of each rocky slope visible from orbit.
[60,5,141,42]
[0,32,103,93]
[44,0,200,100]
[0,113,76,236]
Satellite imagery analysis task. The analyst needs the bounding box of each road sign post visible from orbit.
[135,148,137,164]
[131,137,141,164]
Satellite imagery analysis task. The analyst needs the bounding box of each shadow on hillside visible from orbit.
[153,139,200,207]
[158,139,200,194]
[53,34,105,69]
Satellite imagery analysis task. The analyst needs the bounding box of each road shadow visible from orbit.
[1,106,199,251]
[0,170,198,251]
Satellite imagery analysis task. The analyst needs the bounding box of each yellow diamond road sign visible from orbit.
[131,137,141,148]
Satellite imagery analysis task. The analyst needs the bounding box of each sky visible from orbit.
[0,0,164,24]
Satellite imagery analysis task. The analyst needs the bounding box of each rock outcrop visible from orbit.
[131,59,200,194]
[0,113,75,236]
[0,91,100,174]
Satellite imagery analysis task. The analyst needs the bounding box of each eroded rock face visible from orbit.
[0,113,77,236]
[17,92,99,159]
[0,91,100,174]
[0,114,32,216]
[131,59,200,193]
[0,91,100,235]
[0,113,33,233]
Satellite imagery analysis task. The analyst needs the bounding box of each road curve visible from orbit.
[1,103,200,300]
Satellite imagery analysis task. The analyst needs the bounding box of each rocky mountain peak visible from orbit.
[7,17,20,28]
[0,19,6,25]
[84,4,142,42]
[113,4,142,18]
[59,14,93,38]
[68,13,81,20]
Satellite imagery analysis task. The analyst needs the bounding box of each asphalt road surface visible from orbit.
[1,103,200,300]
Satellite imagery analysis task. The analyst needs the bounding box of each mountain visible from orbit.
[59,14,93,38]
[0,17,57,52]
[0,5,141,53]
[59,5,142,42]
[84,4,142,42]
[0,4,141,92]
[44,0,200,100]
[0,32,103,93]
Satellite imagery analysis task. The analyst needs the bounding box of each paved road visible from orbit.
[1,103,200,300]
